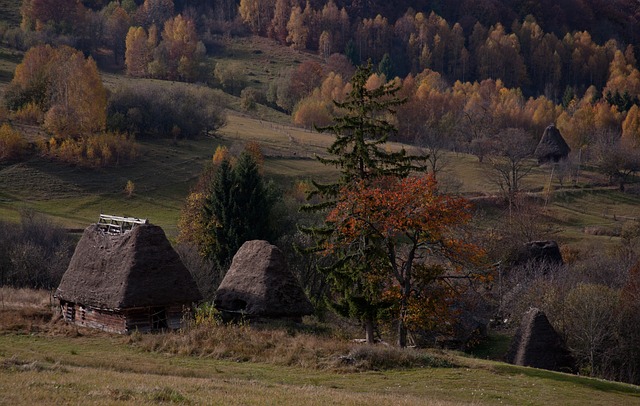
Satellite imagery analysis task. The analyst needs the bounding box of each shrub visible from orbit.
[124,180,135,197]
[0,211,74,290]
[341,345,455,370]
[240,87,258,110]
[213,61,246,95]
[107,83,226,138]
[40,132,138,167]
[292,98,332,129]
[13,102,44,124]
[0,124,28,161]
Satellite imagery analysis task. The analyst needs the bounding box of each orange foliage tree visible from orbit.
[323,175,486,347]
[8,45,106,138]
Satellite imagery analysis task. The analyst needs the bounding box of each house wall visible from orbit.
[124,305,186,333]
[60,302,190,334]
[60,301,127,334]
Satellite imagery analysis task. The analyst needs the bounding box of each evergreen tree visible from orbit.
[233,152,274,242]
[378,52,394,79]
[344,39,359,66]
[202,152,279,270]
[305,62,427,343]
[311,62,425,199]
[204,157,236,269]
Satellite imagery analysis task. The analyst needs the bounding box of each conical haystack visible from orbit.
[534,124,571,164]
[215,240,314,318]
[506,308,575,372]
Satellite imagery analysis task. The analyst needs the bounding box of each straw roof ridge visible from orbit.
[56,224,202,309]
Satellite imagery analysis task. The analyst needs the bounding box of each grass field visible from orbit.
[0,291,638,406]
[0,0,20,28]
[1,316,639,405]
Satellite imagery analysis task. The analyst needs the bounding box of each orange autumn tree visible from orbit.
[323,175,486,347]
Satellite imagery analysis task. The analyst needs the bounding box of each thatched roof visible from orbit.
[215,240,314,318]
[514,240,564,267]
[534,124,571,163]
[506,308,575,373]
[56,224,202,309]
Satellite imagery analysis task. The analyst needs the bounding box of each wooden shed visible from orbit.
[55,217,202,334]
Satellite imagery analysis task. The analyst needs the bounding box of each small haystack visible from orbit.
[514,240,564,268]
[56,223,202,333]
[534,124,571,164]
[506,308,575,373]
[215,240,313,319]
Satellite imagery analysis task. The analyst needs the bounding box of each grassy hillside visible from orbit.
[0,289,638,406]
[0,0,20,28]
[1,314,639,405]
[1,31,639,245]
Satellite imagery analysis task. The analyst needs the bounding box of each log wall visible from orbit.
[60,301,190,334]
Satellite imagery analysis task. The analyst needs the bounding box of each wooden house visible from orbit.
[55,216,202,334]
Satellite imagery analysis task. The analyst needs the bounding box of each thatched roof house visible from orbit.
[215,240,314,320]
[506,308,575,373]
[55,223,202,334]
[534,124,571,164]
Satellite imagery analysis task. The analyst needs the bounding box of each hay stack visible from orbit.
[215,240,314,318]
[534,124,571,164]
[506,308,575,372]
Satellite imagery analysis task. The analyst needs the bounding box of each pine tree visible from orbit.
[204,158,236,269]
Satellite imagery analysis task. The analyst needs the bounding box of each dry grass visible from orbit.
[0,288,55,333]
[129,321,454,372]
[0,287,51,308]
[0,360,461,405]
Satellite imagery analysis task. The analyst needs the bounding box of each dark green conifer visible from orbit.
[204,153,277,270]
[303,62,427,343]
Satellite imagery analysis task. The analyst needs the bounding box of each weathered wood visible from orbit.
[97,214,148,235]
[59,302,193,334]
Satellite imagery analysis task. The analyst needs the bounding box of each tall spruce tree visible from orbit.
[204,152,278,270]
[305,63,427,343]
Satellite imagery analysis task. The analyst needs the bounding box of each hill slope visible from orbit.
[1,330,639,405]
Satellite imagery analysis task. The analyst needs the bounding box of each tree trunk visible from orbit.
[398,316,407,348]
[365,315,375,344]
[398,280,411,348]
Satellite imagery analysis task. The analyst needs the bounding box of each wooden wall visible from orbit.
[60,301,190,334]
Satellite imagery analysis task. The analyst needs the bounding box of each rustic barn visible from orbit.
[215,240,314,320]
[55,217,202,334]
[534,124,571,164]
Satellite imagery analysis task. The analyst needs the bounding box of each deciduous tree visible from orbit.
[324,175,485,347]
[125,26,151,77]
[485,128,536,213]
[8,45,107,137]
